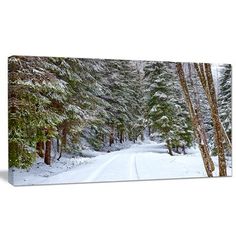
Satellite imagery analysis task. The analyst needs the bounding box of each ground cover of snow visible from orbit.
[10,140,232,186]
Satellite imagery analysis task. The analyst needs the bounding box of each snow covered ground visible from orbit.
[10,140,232,186]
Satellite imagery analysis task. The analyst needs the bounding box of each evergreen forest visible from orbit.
[8,56,232,181]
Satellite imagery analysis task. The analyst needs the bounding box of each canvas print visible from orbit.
[8,56,232,186]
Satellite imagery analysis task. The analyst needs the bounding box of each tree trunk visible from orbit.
[36,141,44,158]
[194,63,227,176]
[109,133,114,146]
[44,139,51,165]
[62,126,67,149]
[166,139,173,156]
[109,126,114,146]
[176,63,214,177]
[57,123,68,159]
[188,63,209,144]
[56,138,60,153]
[194,63,231,150]
[203,64,227,176]
[141,132,144,141]
[119,130,124,143]
[176,146,181,154]
[56,137,63,161]
[57,148,62,161]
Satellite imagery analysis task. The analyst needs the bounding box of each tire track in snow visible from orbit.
[84,154,119,182]
[129,154,140,180]
[134,155,140,180]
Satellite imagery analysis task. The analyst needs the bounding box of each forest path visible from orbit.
[82,141,166,182]
[36,140,209,185]
[14,140,216,186]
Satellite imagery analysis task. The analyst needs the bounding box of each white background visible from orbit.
[0,1,235,235]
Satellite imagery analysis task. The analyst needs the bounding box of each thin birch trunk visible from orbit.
[194,63,227,176]
[176,63,214,177]
[204,64,227,176]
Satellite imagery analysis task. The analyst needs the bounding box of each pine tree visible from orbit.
[144,62,193,155]
[9,56,68,168]
[218,64,232,142]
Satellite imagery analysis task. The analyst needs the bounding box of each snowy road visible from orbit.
[13,140,230,186]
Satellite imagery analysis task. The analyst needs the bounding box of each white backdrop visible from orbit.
[0,1,235,235]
